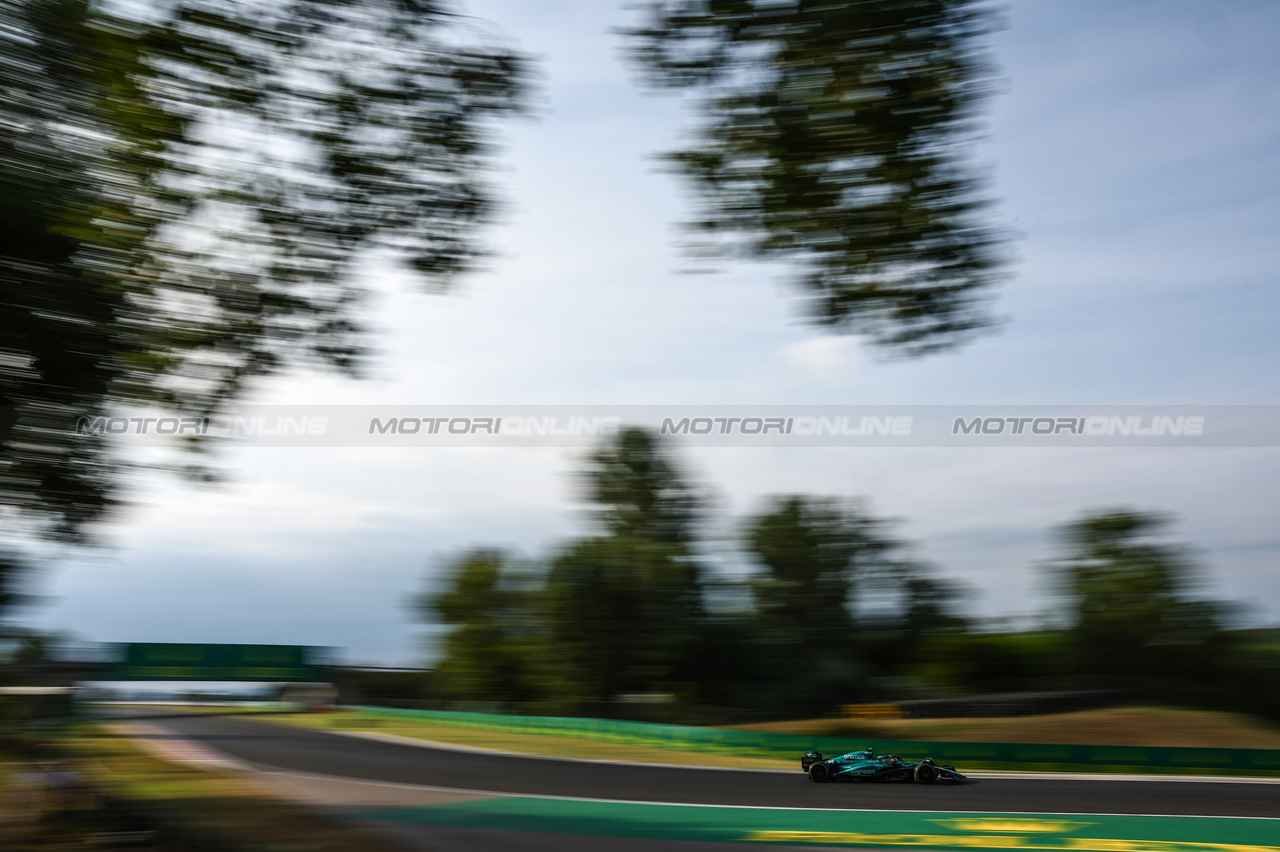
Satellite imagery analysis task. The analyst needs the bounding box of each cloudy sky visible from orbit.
[24,0,1280,665]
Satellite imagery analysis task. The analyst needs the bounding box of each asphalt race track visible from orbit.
[109,710,1280,819]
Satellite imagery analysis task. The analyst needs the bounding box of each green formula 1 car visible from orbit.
[801,747,967,784]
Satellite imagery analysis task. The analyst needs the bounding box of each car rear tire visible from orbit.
[809,762,831,783]
[915,764,938,785]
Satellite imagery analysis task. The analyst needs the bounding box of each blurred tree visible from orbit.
[544,536,703,703]
[544,428,707,704]
[1046,510,1232,688]
[425,551,543,705]
[1,0,527,541]
[1221,634,1280,720]
[744,495,926,710]
[581,427,703,544]
[860,569,967,676]
[747,496,879,640]
[0,0,141,540]
[11,631,57,665]
[912,630,1068,694]
[0,553,25,631]
[627,0,1006,354]
[898,573,967,639]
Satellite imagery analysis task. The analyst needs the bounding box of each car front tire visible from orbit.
[915,764,938,785]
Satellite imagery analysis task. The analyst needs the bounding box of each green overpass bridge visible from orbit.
[2,643,335,686]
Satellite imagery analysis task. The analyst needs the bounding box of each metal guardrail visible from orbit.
[356,705,1280,775]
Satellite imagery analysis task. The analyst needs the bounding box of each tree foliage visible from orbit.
[420,438,1275,719]
[545,428,707,702]
[747,496,887,642]
[743,495,960,711]
[422,435,973,717]
[0,0,527,541]
[1045,510,1231,685]
[581,427,704,544]
[627,0,1006,353]
[426,550,542,704]
[423,430,710,709]
[0,552,25,631]
[544,536,703,702]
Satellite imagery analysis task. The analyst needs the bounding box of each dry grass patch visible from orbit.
[732,707,1280,749]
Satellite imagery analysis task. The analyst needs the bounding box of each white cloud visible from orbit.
[781,336,866,373]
